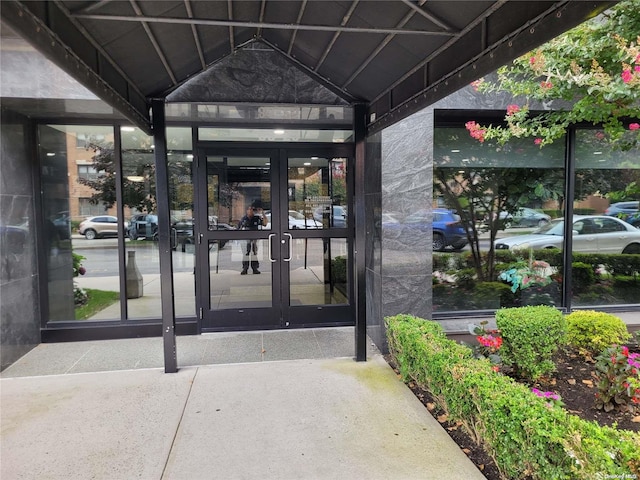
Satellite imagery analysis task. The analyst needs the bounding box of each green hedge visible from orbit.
[385,314,640,480]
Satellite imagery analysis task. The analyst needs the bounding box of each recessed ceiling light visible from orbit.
[186,154,194,159]
[274,129,285,135]
[593,151,603,155]
[304,162,311,166]
[451,149,460,153]
[121,126,135,132]
[311,156,319,160]
[46,152,55,156]
[127,176,145,182]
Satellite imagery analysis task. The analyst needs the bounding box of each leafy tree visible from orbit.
[467,1,640,149]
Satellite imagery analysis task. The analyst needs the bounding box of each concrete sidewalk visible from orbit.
[0,331,487,480]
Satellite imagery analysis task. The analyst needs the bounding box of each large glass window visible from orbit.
[432,126,565,312]
[39,125,122,322]
[572,128,640,307]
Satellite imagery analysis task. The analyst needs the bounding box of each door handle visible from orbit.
[268,234,276,262]
[284,233,292,262]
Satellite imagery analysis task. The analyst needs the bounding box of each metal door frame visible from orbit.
[194,142,355,332]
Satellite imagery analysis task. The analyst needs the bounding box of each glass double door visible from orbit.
[195,146,353,331]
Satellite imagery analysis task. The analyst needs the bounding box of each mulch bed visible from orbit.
[385,345,640,480]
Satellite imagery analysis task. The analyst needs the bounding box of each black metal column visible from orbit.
[562,126,576,312]
[152,99,178,373]
[354,104,367,361]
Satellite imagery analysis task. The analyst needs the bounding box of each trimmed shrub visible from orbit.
[566,310,631,357]
[385,314,640,480]
[496,305,566,382]
[571,262,595,293]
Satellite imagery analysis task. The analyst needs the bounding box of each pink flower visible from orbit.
[622,69,633,83]
[635,66,640,73]
[635,53,640,64]
[529,57,536,65]
[506,104,520,116]
[540,81,553,89]
[470,79,483,91]
[465,121,486,143]
[630,123,640,131]
[534,138,543,145]
[595,131,605,140]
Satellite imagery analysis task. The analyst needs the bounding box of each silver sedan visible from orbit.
[494,215,640,254]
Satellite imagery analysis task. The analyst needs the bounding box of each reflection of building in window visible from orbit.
[77,164,98,181]
[79,198,105,216]
[76,133,106,148]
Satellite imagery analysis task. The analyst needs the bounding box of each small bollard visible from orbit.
[126,250,143,298]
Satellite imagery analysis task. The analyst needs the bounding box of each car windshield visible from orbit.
[536,219,564,235]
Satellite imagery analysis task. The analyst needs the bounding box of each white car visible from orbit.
[264,211,321,230]
[494,215,640,254]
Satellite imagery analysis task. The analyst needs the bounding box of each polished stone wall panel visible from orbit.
[381,107,433,321]
[168,45,348,105]
[1,109,40,371]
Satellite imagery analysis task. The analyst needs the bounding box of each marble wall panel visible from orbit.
[381,107,433,321]
[0,109,40,370]
[168,45,348,105]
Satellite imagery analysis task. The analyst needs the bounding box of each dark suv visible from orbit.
[126,214,158,240]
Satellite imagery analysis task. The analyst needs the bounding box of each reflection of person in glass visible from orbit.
[238,205,267,275]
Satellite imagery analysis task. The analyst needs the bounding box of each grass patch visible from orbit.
[75,289,120,320]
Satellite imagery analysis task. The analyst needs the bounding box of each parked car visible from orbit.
[494,215,640,254]
[313,205,347,228]
[264,210,321,229]
[78,215,122,240]
[498,207,551,229]
[401,208,468,252]
[126,214,158,240]
[604,201,639,222]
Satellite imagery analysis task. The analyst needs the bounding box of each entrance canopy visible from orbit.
[1,1,613,134]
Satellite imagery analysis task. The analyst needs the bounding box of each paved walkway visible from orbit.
[1,329,487,480]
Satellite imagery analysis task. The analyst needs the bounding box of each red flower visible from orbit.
[506,104,520,116]
[630,123,640,131]
[622,69,633,83]
[540,81,553,89]
[534,138,543,145]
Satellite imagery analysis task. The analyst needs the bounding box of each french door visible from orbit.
[195,145,353,331]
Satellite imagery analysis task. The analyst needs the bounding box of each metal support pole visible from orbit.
[562,127,576,312]
[354,103,367,361]
[152,99,178,373]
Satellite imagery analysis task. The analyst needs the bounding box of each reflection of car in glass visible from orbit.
[313,205,347,228]
[494,215,640,254]
[264,211,321,229]
[78,215,121,240]
[1,224,28,254]
[499,208,551,229]
[174,217,235,251]
[396,208,467,252]
[126,214,158,240]
[605,201,639,226]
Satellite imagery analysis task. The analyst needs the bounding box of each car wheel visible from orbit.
[84,229,97,240]
[128,230,137,241]
[537,219,549,227]
[622,244,640,254]
[433,233,445,252]
[503,220,512,229]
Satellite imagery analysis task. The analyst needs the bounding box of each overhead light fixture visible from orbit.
[593,151,603,155]
[304,162,311,166]
[273,129,285,135]
[265,162,270,166]
[451,149,460,153]
[46,152,55,157]
[311,156,319,160]
[121,126,135,132]
[126,176,145,182]
[186,154,194,159]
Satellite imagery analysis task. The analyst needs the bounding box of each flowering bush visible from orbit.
[468,320,502,369]
[465,3,640,150]
[595,345,640,412]
[72,251,87,306]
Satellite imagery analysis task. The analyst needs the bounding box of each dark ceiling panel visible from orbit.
[1,0,616,134]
